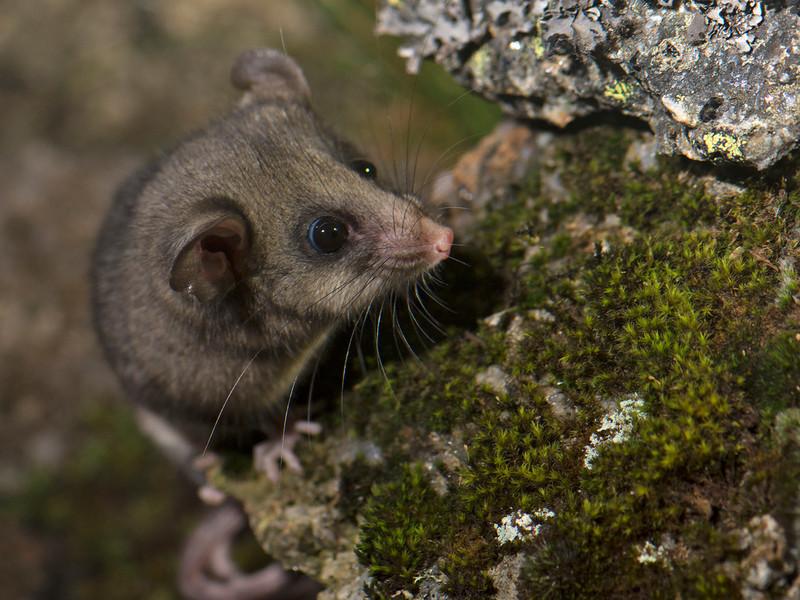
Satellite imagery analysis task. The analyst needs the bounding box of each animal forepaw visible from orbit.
[252,421,322,482]
[179,504,306,600]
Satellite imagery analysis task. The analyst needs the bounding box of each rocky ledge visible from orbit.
[378,0,800,170]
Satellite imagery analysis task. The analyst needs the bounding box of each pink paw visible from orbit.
[252,421,322,482]
[192,452,227,506]
[179,504,311,600]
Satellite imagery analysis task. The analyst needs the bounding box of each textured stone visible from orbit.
[378,0,800,170]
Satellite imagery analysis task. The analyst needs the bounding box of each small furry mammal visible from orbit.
[92,48,452,453]
[91,48,452,598]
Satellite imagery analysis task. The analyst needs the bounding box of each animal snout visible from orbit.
[421,219,453,264]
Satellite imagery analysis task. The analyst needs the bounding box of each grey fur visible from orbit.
[91,49,451,448]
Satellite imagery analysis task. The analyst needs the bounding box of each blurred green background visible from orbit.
[0,1,499,598]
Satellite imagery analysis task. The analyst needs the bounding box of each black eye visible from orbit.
[350,159,376,180]
[308,217,349,253]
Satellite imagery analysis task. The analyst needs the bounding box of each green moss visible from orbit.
[440,528,496,597]
[345,126,800,597]
[552,232,772,397]
[749,331,800,416]
[473,170,543,270]
[355,463,447,594]
[337,454,389,522]
[461,399,572,519]
[353,327,506,439]
[555,132,717,232]
[509,142,784,595]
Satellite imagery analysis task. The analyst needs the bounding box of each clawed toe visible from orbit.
[252,421,322,482]
[192,452,227,506]
[179,504,293,600]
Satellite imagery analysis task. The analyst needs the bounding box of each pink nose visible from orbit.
[432,225,454,261]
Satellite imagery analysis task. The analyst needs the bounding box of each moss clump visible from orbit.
[355,463,447,594]
[555,131,717,233]
[550,232,770,399]
[461,398,572,519]
[749,331,800,417]
[502,226,776,596]
[353,327,506,440]
[342,126,800,597]
[439,527,496,597]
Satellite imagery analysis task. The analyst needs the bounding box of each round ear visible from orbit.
[230,48,311,105]
[169,214,250,304]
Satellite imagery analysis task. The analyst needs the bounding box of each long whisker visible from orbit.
[406,78,482,198]
[407,288,444,344]
[422,270,448,288]
[279,374,301,475]
[306,353,322,429]
[412,284,446,334]
[389,292,408,364]
[387,113,401,212]
[373,294,395,399]
[203,348,263,455]
[415,133,483,197]
[394,288,423,362]
[341,308,368,420]
[445,254,471,267]
[404,76,417,196]
[419,275,453,313]
[436,205,473,211]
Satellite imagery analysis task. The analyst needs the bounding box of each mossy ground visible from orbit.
[336,126,800,598]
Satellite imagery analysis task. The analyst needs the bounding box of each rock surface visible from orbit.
[377,0,800,170]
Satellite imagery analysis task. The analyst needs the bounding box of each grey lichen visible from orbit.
[694,0,765,53]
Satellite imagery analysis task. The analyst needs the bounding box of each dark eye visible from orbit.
[350,159,377,180]
[308,216,349,253]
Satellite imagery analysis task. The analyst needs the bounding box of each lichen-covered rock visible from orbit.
[214,119,800,598]
[377,0,800,170]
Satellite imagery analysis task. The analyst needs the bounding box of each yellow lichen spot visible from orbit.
[532,36,544,59]
[509,34,543,60]
[702,132,744,160]
[387,0,403,6]
[467,46,492,79]
[604,81,634,103]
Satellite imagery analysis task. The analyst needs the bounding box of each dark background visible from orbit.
[0,1,499,598]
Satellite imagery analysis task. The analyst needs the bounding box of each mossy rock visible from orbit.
[213,123,800,599]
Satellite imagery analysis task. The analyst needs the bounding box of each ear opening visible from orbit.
[169,215,250,304]
[230,48,311,105]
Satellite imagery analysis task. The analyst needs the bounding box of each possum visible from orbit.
[90,48,453,598]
